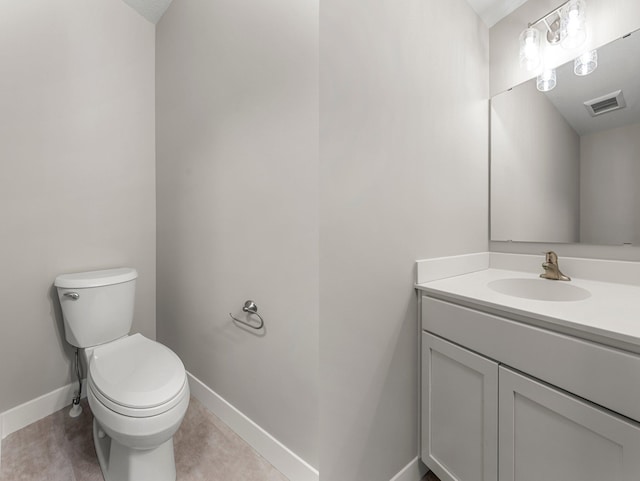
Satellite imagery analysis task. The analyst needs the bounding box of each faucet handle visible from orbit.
[540,251,571,281]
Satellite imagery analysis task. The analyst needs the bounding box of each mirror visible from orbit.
[491,29,640,245]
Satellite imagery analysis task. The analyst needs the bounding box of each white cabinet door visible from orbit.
[499,366,640,481]
[421,332,498,481]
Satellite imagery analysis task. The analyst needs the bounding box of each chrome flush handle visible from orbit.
[64,292,80,300]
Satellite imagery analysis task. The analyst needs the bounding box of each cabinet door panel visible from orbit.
[421,332,498,481]
[499,366,640,481]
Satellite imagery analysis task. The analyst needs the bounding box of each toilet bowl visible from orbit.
[86,334,190,481]
[54,268,189,481]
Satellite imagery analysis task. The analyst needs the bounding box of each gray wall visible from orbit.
[0,0,156,413]
[155,0,319,469]
[491,80,580,243]
[319,0,489,478]
[157,0,488,478]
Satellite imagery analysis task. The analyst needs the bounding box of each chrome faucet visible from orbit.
[540,251,571,281]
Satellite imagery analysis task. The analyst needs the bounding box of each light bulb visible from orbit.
[561,0,587,49]
[574,49,597,76]
[537,69,557,92]
[519,27,541,71]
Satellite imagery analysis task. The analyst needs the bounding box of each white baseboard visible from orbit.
[186,372,319,481]
[1,379,85,441]
[0,379,85,470]
[390,456,428,481]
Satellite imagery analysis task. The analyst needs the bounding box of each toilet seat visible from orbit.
[89,334,187,417]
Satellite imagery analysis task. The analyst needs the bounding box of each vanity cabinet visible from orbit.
[420,296,640,481]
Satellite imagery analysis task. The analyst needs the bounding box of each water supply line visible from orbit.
[69,347,83,418]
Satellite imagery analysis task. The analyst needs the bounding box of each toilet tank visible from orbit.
[54,268,138,348]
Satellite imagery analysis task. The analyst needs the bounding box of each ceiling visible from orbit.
[465,0,530,27]
[124,0,526,27]
[121,0,173,24]
[544,30,640,136]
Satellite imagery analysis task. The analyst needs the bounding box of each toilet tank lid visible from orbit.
[54,267,138,289]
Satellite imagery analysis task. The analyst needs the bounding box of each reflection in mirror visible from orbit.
[491,29,640,245]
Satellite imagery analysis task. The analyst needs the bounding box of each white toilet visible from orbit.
[55,267,189,481]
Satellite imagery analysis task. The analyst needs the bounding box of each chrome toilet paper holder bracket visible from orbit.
[229,300,265,330]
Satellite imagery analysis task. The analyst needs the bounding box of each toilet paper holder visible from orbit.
[229,300,265,330]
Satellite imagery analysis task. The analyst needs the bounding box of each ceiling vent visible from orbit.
[584,90,627,117]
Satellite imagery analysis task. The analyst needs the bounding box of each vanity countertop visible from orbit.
[416,268,640,352]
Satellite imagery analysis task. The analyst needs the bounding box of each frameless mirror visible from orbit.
[490,29,640,245]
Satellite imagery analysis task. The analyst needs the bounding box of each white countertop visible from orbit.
[416,268,640,351]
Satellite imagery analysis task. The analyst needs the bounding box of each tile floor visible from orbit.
[0,396,440,481]
[0,397,288,481]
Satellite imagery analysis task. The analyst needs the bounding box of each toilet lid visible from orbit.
[89,334,186,409]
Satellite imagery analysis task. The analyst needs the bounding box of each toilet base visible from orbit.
[93,419,177,481]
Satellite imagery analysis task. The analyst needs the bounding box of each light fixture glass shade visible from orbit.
[574,49,597,75]
[519,27,541,71]
[537,69,557,91]
[560,0,587,49]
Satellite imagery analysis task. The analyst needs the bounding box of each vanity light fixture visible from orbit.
[574,49,598,75]
[519,0,588,73]
[537,68,557,91]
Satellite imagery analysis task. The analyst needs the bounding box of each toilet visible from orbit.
[55,267,189,481]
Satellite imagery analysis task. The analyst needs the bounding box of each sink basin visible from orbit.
[488,278,591,302]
